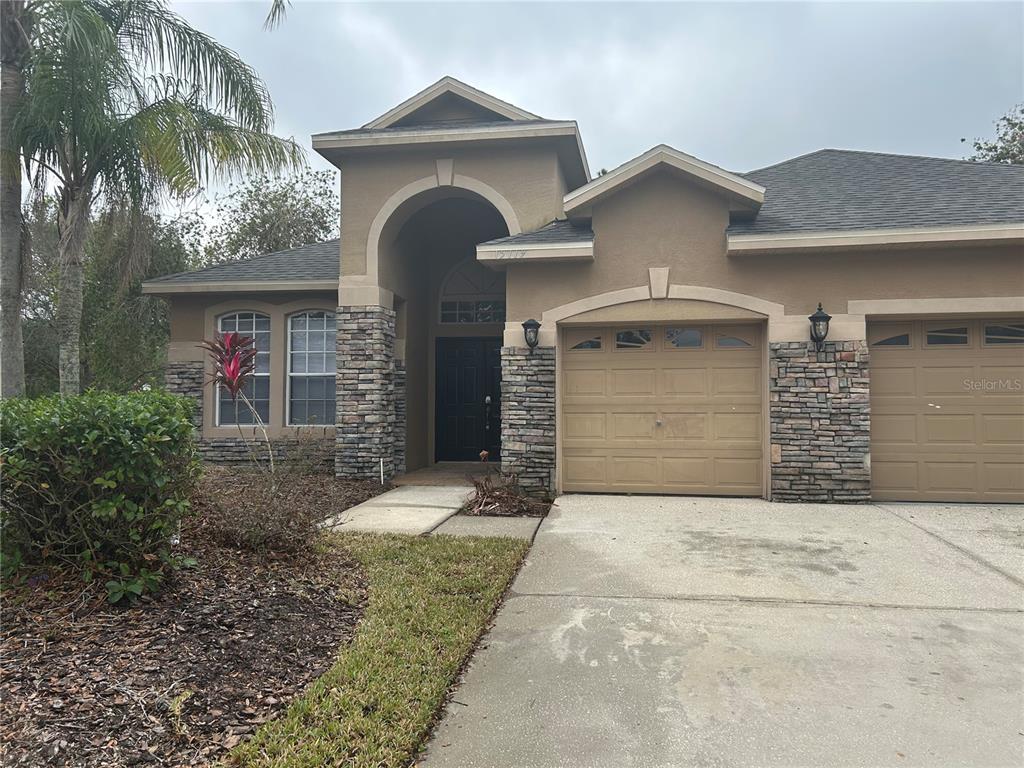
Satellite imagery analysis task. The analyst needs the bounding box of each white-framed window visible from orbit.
[288,310,336,426]
[216,311,271,425]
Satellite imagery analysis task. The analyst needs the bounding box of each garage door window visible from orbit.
[872,333,911,347]
[666,327,703,349]
[926,326,969,346]
[615,329,652,349]
[984,323,1024,345]
[566,328,603,350]
[714,331,753,349]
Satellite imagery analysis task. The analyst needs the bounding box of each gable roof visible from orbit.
[363,76,540,130]
[729,149,1024,236]
[141,240,339,294]
[564,144,765,217]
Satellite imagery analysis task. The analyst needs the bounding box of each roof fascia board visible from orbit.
[477,240,593,252]
[141,279,338,295]
[476,242,594,264]
[363,77,539,130]
[313,121,578,150]
[727,223,1024,254]
[564,145,765,214]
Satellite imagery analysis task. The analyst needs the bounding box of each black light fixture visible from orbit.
[809,302,832,351]
[522,318,541,353]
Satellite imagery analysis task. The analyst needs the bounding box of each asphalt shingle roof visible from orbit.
[146,240,339,285]
[729,149,1024,235]
[480,220,594,247]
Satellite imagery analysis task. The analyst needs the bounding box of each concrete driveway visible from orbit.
[422,496,1024,768]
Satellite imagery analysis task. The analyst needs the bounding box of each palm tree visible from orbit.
[1,1,31,397]
[15,0,303,395]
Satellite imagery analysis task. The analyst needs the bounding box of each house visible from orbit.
[143,77,1024,504]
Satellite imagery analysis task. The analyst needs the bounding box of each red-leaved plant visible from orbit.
[200,332,275,478]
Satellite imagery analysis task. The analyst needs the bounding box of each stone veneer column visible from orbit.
[335,305,396,480]
[500,346,556,498]
[164,361,204,430]
[769,340,871,503]
[392,359,407,476]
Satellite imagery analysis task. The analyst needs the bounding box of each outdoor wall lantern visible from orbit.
[522,318,541,352]
[809,302,832,351]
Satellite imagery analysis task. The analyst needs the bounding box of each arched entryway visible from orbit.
[377,193,510,471]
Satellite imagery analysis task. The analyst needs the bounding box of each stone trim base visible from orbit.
[393,359,407,476]
[500,346,556,498]
[335,305,397,480]
[770,341,871,503]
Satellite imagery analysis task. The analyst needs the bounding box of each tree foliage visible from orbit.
[22,199,200,397]
[965,104,1024,165]
[202,170,339,264]
[13,0,304,395]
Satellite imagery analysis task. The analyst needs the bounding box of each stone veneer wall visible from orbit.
[392,359,407,476]
[500,346,556,498]
[335,305,397,480]
[769,340,871,503]
[163,360,333,467]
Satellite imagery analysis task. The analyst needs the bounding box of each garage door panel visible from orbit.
[611,411,657,440]
[983,462,1024,494]
[561,323,764,496]
[923,414,976,444]
[662,457,712,486]
[563,412,606,440]
[920,366,978,396]
[563,455,606,485]
[982,414,1024,445]
[711,367,760,396]
[872,414,917,444]
[872,366,917,397]
[661,412,708,440]
[610,456,660,486]
[610,369,656,396]
[662,368,707,396]
[713,457,762,489]
[712,412,761,443]
[872,461,919,494]
[870,317,1024,502]
[922,462,978,493]
[564,369,606,397]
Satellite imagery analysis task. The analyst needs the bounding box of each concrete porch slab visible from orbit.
[433,515,543,540]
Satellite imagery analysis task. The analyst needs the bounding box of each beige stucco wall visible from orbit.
[505,168,1024,323]
[339,143,567,285]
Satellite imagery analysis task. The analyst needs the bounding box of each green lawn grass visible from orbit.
[229,533,529,767]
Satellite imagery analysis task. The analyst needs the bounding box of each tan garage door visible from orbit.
[560,323,763,495]
[870,318,1024,502]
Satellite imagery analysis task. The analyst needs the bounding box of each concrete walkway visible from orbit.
[324,484,542,539]
[423,495,1024,767]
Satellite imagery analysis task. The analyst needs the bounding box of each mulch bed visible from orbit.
[461,473,551,518]
[1,522,367,767]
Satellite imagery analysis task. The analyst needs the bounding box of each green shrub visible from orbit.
[1,390,201,602]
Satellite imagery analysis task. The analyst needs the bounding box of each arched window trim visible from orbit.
[438,257,506,325]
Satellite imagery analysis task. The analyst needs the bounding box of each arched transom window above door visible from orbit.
[439,258,506,324]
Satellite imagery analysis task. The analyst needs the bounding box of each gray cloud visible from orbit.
[173,1,1022,176]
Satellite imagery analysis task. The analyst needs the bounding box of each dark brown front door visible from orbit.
[435,337,502,462]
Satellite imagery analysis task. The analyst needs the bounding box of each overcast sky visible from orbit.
[172,1,1022,181]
